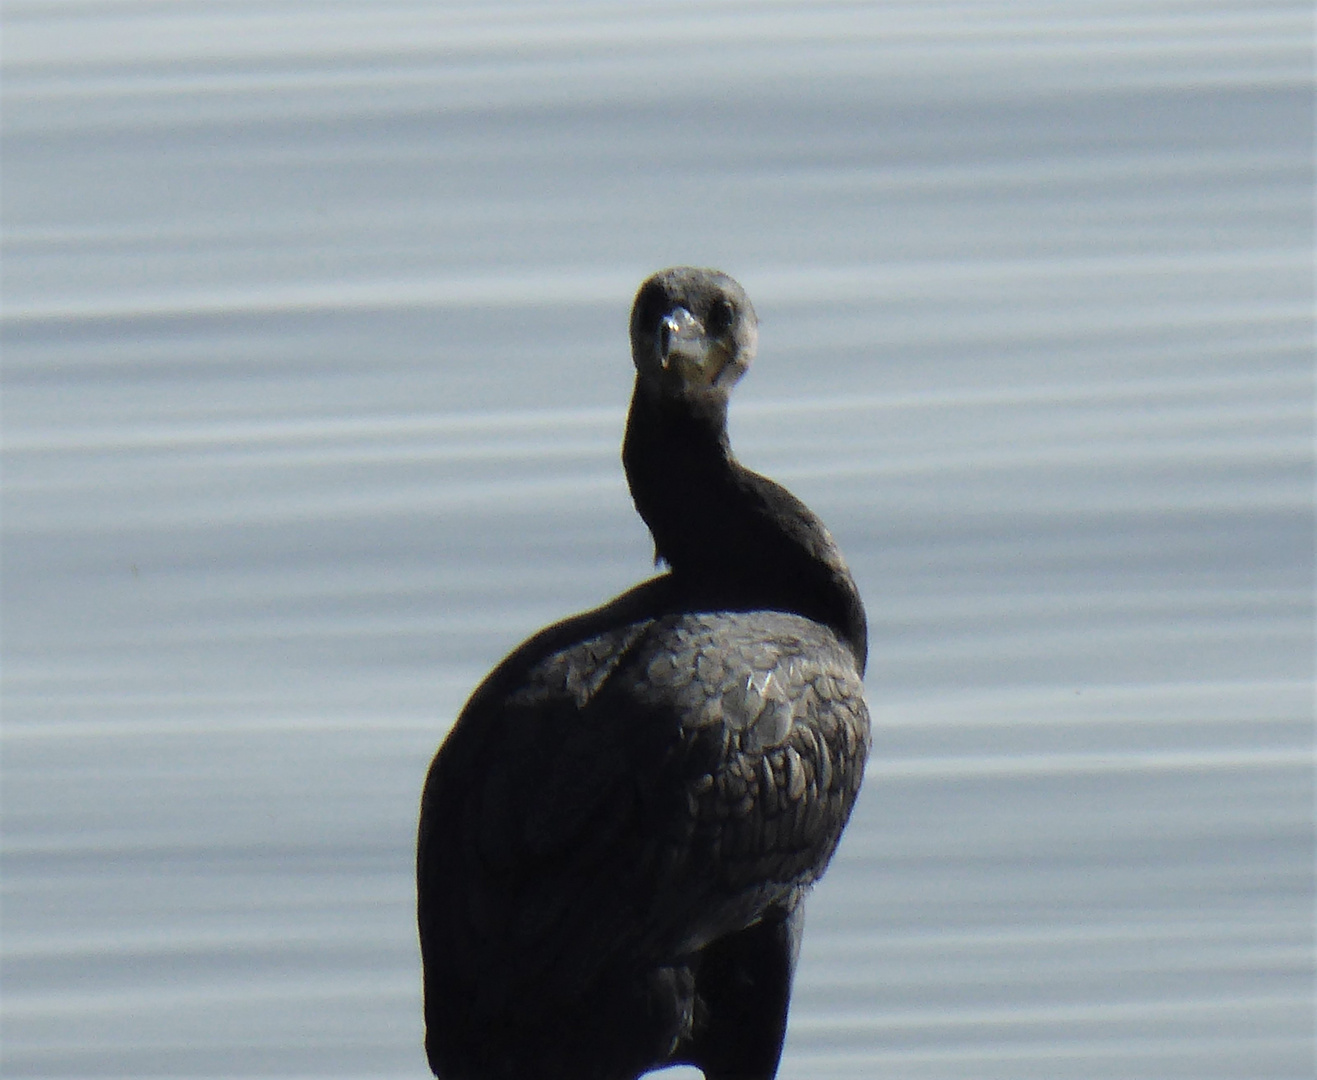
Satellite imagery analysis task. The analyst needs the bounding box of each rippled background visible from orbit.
[3,3,1313,1078]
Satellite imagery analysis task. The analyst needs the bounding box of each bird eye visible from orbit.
[707,299,735,336]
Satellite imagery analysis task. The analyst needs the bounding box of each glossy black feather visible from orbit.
[418,268,870,1080]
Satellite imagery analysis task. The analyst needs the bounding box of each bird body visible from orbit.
[418,268,869,1080]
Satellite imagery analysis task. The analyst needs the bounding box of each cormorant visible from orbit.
[417,267,870,1080]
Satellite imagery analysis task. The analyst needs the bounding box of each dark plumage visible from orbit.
[417,267,870,1080]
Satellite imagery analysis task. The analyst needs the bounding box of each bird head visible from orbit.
[629,267,758,402]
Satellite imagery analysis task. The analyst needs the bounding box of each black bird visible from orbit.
[417,267,870,1080]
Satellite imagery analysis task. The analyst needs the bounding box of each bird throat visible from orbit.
[622,383,868,670]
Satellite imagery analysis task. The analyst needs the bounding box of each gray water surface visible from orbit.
[3,3,1313,1078]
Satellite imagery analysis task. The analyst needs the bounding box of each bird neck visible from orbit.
[622,383,868,672]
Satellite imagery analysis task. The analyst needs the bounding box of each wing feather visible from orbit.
[418,607,868,1025]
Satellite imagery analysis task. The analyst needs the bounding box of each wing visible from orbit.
[620,611,869,954]
[417,607,868,1040]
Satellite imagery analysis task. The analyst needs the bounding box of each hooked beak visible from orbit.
[658,307,704,369]
[658,306,732,387]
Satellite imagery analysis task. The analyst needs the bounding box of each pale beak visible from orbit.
[658,307,706,371]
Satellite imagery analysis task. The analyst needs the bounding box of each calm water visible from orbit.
[3,3,1313,1078]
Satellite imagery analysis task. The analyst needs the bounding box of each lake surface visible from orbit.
[3,3,1313,1078]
